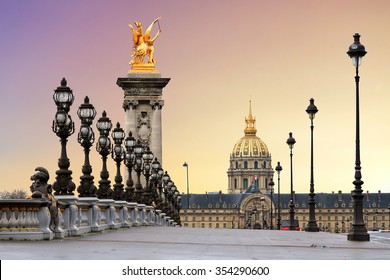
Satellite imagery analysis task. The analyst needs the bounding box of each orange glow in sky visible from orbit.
[1,0,390,196]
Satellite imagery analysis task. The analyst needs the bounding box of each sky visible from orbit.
[1,0,390,197]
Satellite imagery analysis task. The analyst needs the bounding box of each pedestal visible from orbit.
[117,72,170,176]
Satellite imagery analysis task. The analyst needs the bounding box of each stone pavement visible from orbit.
[1,227,390,260]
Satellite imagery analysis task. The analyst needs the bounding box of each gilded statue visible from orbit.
[128,17,161,69]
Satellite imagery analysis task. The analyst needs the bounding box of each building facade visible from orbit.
[180,103,390,232]
[227,101,274,194]
[180,190,390,232]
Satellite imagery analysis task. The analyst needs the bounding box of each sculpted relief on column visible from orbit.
[137,111,151,146]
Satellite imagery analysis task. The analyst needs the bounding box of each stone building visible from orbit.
[180,103,390,232]
[227,101,274,194]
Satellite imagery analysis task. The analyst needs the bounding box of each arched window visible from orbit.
[254,161,258,169]
[244,161,248,169]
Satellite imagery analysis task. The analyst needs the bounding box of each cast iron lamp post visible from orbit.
[52,78,76,195]
[133,140,145,203]
[161,171,171,210]
[150,158,162,207]
[124,132,136,201]
[269,178,275,230]
[77,96,97,197]
[275,162,282,230]
[96,111,113,199]
[183,162,190,209]
[141,147,154,205]
[111,122,126,201]
[305,98,320,232]
[286,132,296,230]
[346,33,370,241]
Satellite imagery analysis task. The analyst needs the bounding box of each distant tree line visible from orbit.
[0,189,27,199]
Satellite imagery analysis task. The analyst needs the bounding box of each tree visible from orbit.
[0,189,27,199]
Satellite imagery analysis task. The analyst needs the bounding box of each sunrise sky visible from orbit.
[1,0,390,196]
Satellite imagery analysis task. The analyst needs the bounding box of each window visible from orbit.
[234,178,237,189]
[216,223,219,228]
[244,161,248,169]
[254,161,258,169]
[235,161,238,169]
[209,217,212,221]
[243,178,248,189]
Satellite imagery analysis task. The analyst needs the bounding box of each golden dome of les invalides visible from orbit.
[232,101,270,158]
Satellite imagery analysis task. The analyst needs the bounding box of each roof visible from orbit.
[180,191,390,210]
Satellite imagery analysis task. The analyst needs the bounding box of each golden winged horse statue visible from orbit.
[128,17,161,67]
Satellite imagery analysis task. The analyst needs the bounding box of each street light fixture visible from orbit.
[77,96,97,197]
[111,122,126,201]
[96,111,113,199]
[269,178,275,230]
[124,131,136,201]
[275,162,282,230]
[133,140,145,203]
[305,98,320,232]
[142,146,154,205]
[346,33,369,241]
[183,162,190,209]
[52,78,76,195]
[286,132,296,231]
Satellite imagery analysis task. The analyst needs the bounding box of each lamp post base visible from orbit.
[305,220,320,232]
[347,226,370,241]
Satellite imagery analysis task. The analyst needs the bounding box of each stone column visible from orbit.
[150,100,164,164]
[117,72,170,168]
[123,100,139,138]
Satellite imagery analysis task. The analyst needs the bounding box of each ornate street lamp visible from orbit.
[111,122,126,201]
[96,111,113,199]
[161,171,171,210]
[346,33,369,241]
[275,162,282,230]
[52,78,76,195]
[183,162,190,209]
[269,178,275,230]
[77,96,97,197]
[286,132,296,230]
[133,140,145,203]
[142,147,154,205]
[150,158,162,207]
[124,131,136,202]
[305,98,320,232]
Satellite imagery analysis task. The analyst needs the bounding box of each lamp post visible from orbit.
[286,132,296,230]
[305,98,320,232]
[96,111,113,199]
[142,147,154,205]
[150,158,162,207]
[52,78,76,195]
[77,96,97,197]
[346,33,370,241]
[269,178,275,230]
[183,162,190,209]
[275,162,282,230]
[133,140,145,203]
[124,132,136,202]
[111,122,126,201]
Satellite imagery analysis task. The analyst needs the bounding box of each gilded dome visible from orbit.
[232,101,270,158]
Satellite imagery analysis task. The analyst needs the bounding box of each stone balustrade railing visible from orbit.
[0,197,177,241]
